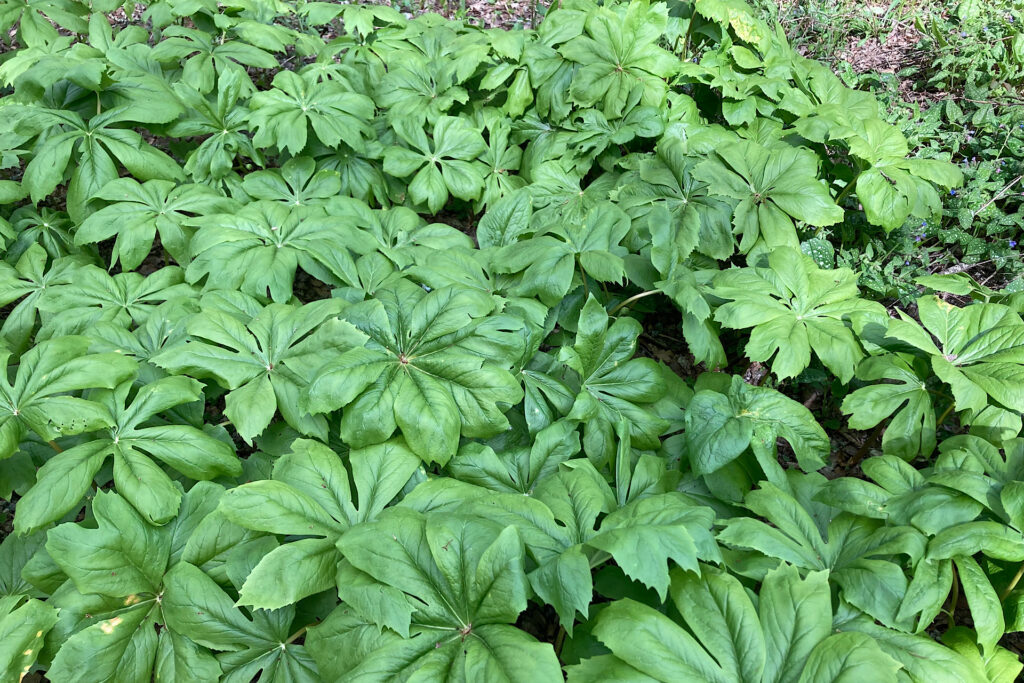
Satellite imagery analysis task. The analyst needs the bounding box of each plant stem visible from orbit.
[948,563,959,628]
[285,625,309,644]
[833,177,858,206]
[936,402,957,427]
[48,440,63,453]
[609,290,659,316]
[1000,562,1024,601]
[553,627,566,656]
[852,421,885,461]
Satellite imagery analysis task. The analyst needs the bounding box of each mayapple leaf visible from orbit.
[712,247,883,382]
[0,336,137,461]
[304,279,522,464]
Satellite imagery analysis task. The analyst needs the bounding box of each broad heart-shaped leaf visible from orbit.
[302,278,522,465]
[15,376,239,532]
[218,438,419,611]
[248,70,374,155]
[614,133,735,261]
[554,296,668,466]
[163,562,318,683]
[318,508,561,681]
[719,474,927,630]
[0,596,58,680]
[712,247,883,382]
[558,0,677,118]
[570,564,900,683]
[13,105,183,221]
[383,115,487,213]
[493,201,631,306]
[882,296,1024,415]
[185,201,376,303]
[694,140,843,252]
[0,335,137,460]
[153,297,356,443]
[75,178,235,269]
[841,354,936,460]
[684,375,829,477]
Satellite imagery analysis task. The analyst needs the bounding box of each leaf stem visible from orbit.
[936,402,957,427]
[609,290,659,316]
[285,625,309,644]
[578,262,589,299]
[852,421,885,461]
[1000,562,1024,601]
[553,626,566,657]
[833,177,858,206]
[48,440,63,453]
[948,563,959,628]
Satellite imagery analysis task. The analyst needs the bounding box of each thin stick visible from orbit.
[974,175,1022,217]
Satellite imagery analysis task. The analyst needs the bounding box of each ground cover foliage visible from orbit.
[752,0,1024,302]
[1,0,1024,680]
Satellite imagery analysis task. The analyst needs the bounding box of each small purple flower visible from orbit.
[960,31,967,37]
[921,221,928,228]
[1011,240,1019,248]
[950,189,957,196]
[915,234,925,243]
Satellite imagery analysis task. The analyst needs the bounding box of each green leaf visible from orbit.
[326,509,561,680]
[220,438,419,609]
[304,279,522,464]
[153,298,352,442]
[76,178,233,269]
[559,1,677,117]
[0,597,58,681]
[46,491,167,596]
[588,494,718,600]
[16,376,238,531]
[841,354,935,459]
[712,248,881,382]
[576,564,842,683]
[0,336,137,460]
[685,376,829,476]
[695,142,842,252]
[249,70,373,154]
